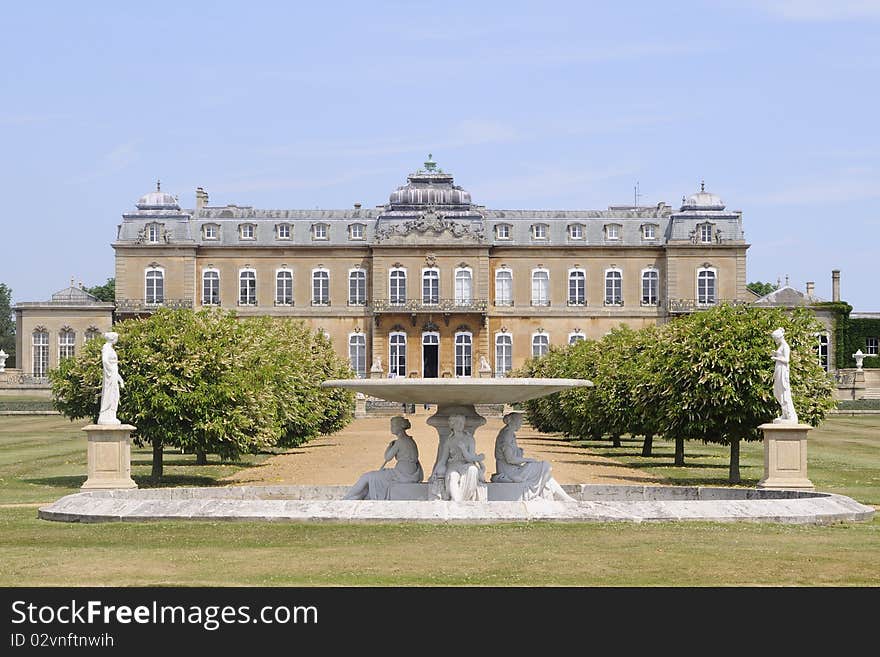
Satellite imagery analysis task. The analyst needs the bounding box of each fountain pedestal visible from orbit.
[81,424,138,490]
[756,423,814,491]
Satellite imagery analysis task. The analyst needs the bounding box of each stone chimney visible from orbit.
[832,270,840,302]
[195,187,209,215]
[805,281,815,298]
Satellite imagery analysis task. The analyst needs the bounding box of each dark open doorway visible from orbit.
[423,344,438,378]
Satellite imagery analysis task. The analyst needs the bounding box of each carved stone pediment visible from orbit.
[375,211,485,244]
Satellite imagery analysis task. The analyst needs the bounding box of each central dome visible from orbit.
[136,180,180,211]
[388,155,473,210]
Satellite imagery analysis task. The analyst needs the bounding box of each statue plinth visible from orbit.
[81,424,138,490]
[756,423,814,491]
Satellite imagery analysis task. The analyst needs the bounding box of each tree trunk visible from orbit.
[151,437,163,480]
[674,437,685,466]
[641,433,653,457]
[611,434,621,448]
[729,439,741,484]
[195,449,207,465]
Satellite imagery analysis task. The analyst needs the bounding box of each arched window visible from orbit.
[312,269,330,305]
[568,269,586,305]
[276,270,293,305]
[202,270,220,306]
[641,268,659,305]
[349,269,366,305]
[32,330,49,378]
[568,332,586,345]
[495,333,512,377]
[422,268,439,305]
[239,269,257,305]
[604,269,622,305]
[495,269,513,306]
[532,333,550,358]
[697,268,717,305]
[455,332,472,377]
[531,269,550,306]
[389,332,407,377]
[84,327,101,343]
[145,267,164,304]
[349,333,366,378]
[455,268,472,305]
[390,268,407,305]
[59,328,75,361]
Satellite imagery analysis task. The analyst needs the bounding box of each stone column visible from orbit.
[354,392,367,418]
[81,424,138,490]
[756,423,814,491]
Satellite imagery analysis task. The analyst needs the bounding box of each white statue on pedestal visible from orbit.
[853,349,865,372]
[344,416,424,500]
[98,332,124,425]
[433,414,487,501]
[479,355,492,373]
[0,349,7,372]
[490,412,575,501]
[771,328,798,425]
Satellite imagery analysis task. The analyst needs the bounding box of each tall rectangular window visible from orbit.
[455,269,472,305]
[700,224,713,243]
[642,270,659,305]
[568,270,585,305]
[147,223,160,243]
[59,330,75,361]
[276,270,293,305]
[239,270,257,305]
[422,269,439,305]
[349,270,366,305]
[697,269,716,305]
[390,269,407,305]
[389,333,407,377]
[349,334,366,378]
[33,331,49,378]
[312,270,330,305]
[531,270,549,306]
[202,271,220,305]
[495,270,512,306]
[532,334,550,358]
[455,333,472,377]
[816,334,829,371]
[495,334,512,377]
[145,269,164,304]
[605,270,622,305]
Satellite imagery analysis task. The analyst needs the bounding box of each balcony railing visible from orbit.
[666,298,747,313]
[371,298,488,313]
[116,298,194,312]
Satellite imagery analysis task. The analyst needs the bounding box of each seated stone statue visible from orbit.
[433,414,487,502]
[490,412,575,501]
[344,416,424,500]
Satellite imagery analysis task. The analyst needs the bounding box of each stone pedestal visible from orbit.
[756,423,814,491]
[354,393,367,418]
[81,424,138,490]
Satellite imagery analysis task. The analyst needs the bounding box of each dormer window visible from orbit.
[276,223,291,240]
[313,223,329,240]
[147,223,161,243]
[532,224,548,240]
[642,224,657,240]
[203,224,218,240]
[605,224,621,240]
[568,223,584,240]
[699,223,713,243]
[496,224,512,240]
[239,223,256,240]
[349,223,365,240]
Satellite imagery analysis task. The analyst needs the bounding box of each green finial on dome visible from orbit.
[424,153,437,172]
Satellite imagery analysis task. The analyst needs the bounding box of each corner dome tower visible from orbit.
[135,180,181,211]
[680,180,725,211]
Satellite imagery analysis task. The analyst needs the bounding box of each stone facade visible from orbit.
[112,159,750,377]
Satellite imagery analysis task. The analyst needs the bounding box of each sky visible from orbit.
[2,1,878,309]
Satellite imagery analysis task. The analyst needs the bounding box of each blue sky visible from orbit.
[2,1,878,309]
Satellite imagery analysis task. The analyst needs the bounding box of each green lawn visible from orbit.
[0,415,877,586]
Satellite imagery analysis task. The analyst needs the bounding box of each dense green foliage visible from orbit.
[0,283,15,368]
[50,308,354,479]
[746,281,778,297]
[837,315,880,369]
[517,304,837,482]
[84,277,115,302]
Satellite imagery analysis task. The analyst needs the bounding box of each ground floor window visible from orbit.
[349,334,366,378]
[867,336,879,356]
[495,334,512,377]
[389,332,407,377]
[532,333,549,358]
[33,330,49,377]
[455,332,472,377]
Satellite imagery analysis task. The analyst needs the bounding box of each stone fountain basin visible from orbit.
[38,485,874,525]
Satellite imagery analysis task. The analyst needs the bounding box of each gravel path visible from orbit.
[224,413,661,487]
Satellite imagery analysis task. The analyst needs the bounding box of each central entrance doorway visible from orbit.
[422,332,439,378]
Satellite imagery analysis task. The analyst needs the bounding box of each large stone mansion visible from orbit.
[13,156,751,381]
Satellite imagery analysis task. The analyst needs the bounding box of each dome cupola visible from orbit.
[135,180,181,211]
[681,180,725,211]
[388,155,473,210]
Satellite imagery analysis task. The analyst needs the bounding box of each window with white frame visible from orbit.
[495,333,512,377]
[568,223,584,240]
[816,333,829,371]
[532,333,550,358]
[532,224,548,240]
[643,224,657,240]
[84,328,101,343]
[33,330,48,378]
[495,269,513,306]
[145,267,164,304]
[422,268,439,305]
[605,224,621,240]
[312,269,330,305]
[202,270,220,305]
[605,269,622,305]
[239,270,257,305]
[699,223,713,243]
[349,269,366,305]
[496,224,511,240]
[239,224,255,240]
[697,268,717,305]
[866,337,879,356]
[389,332,407,377]
[349,223,365,240]
[276,270,293,305]
[147,223,161,243]
[568,269,586,305]
[276,223,291,240]
[455,332,472,377]
[349,333,366,378]
[390,268,407,305]
[531,269,550,306]
[641,269,659,305]
[203,224,218,240]
[568,332,585,345]
[59,329,75,361]
[455,268,472,305]
[313,223,328,240]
